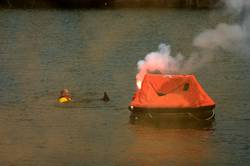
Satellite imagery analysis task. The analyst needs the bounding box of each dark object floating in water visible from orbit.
[101,91,110,102]
[129,74,215,123]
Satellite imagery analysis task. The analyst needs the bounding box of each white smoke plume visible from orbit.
[223,0,250,14]
[136,44,181,88]
[136,0,250,87]
[194,0,250,53]
[193,23,247,51]
[136,44,212,88]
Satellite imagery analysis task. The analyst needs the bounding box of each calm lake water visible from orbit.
[0,9,250,165]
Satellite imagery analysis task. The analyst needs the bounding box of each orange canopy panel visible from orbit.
[130,74,215,109]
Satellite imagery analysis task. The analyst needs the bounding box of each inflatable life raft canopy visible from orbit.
[130,74,215,110]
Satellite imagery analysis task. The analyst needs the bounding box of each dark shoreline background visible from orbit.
[0,0,222,9]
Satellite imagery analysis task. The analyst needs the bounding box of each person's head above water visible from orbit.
[60,89,70,97]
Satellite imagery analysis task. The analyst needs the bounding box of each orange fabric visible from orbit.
[130,74,215,109]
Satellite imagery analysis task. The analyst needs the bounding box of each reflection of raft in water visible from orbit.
[129,74,216,123]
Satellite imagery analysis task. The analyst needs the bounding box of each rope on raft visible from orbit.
[188,109,215,121]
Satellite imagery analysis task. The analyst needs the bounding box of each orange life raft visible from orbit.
[129,74,216,121]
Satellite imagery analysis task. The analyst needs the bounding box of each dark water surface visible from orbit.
[0,9,250,165]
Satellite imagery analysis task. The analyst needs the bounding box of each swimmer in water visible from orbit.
[58,89,72,103]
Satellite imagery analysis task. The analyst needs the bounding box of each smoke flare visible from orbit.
[136,0,250,88]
